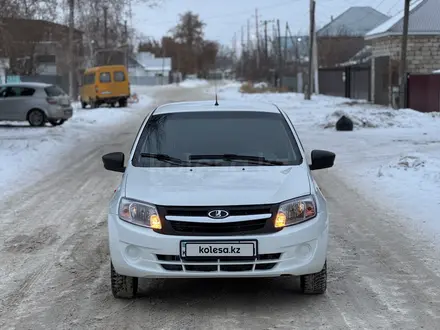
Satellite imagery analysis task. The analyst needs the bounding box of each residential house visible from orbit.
[128,52,172,85]
[365,0,440,106]
[317,6,390,68]
[0,18,83,93]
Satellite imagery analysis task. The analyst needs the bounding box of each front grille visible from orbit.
[165,205,272,217]
[169,219,267,234]
[156,204,281,236]
[156,253,281,272]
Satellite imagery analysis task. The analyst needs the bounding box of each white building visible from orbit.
[129,52,172,78]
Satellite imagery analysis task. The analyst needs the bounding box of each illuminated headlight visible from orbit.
[118,198,161,229]
[275,195,317,228]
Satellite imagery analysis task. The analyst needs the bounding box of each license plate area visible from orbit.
[180,240,257,259]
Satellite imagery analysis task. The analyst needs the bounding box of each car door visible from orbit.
[0,87,23,120]
[0,86,8,120]
[7,86,35,121]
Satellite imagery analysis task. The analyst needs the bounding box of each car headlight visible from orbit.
[274,195,317,228]
[118,198,162,229]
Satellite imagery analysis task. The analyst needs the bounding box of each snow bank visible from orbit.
[0,93,153,199]
[179,78,209,88]
[321,107,440,129]
[219,81,440,245]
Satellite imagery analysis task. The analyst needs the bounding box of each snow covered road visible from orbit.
[1,83,440,329]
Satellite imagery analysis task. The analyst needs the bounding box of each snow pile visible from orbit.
[321,108,439,129]
[254,82,269,88]
[179,78,209,88]
[0,94,153,199]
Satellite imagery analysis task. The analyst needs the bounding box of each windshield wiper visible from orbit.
[189,154,285,165]
[140,153,215,166]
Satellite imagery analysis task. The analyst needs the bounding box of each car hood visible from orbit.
[124,165,311,206]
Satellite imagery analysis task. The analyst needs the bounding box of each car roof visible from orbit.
[153,100,282,115]
[0,82,51,88]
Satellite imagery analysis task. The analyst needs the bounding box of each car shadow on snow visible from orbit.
[134,277,328,307]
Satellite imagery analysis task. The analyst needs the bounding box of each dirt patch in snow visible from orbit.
[4,226,60,253]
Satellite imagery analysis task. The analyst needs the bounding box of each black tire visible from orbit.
[300,261,327,295]
[90,100,97,109]
[27,109,46,127]
[111,262,138,299]
[48,119,65,126]
[119,98,128,107]
[81,101,87,109]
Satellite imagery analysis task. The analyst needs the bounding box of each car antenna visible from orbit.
[214,55,219,106]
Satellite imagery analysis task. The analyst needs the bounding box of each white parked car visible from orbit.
[102,99,335,298]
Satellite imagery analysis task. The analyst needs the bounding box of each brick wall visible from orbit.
[372,35,440,73]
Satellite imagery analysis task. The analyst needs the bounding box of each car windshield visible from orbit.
[132,111,303,167]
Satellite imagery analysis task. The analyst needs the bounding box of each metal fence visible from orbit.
[407,73,440,113]
[5,74,71,94]
[318,66,371,101]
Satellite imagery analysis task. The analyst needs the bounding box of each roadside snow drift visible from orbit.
[217,82,440,245]
[0,92,153,199]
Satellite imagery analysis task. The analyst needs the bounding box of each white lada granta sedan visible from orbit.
[102,99,336,299]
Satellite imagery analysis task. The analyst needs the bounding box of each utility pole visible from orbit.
[255,8,260,69]
[313,16,319,94]
[247,19,251,80]
[284,23,288,68]
[264,20,268,62]
[68,0,74,99]
[241,25,245,79]
[305,0,315,100]
[247,19,250,52]
[277,19,282,88]
[399,0,411,108]
[161,42,165,85]
[103,6,108,49]
[124,20,128,68]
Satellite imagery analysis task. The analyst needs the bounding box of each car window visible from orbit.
[113,71,125,82]
[100,72,111,83]
[20,87,36,96]
[132,111,303,167]
[83,73,95,85]
[0,87,7,97]
[5,87,22,97]
[44,85,66,97]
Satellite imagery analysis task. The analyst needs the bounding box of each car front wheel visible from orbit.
[111,262,138,299]
[300,260,327,294]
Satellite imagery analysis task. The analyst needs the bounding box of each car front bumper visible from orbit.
[108,212,328,278]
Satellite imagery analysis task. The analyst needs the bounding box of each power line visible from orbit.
[136,0,301,25]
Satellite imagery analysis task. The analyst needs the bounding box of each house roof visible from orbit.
[317,7,390,37]
[366,0,440,39]
[338,46,372,67]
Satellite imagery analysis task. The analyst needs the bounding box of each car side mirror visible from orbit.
[309,150,335,170]
[102,152,125,173]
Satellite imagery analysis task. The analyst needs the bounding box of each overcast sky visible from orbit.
[132,0,404,45]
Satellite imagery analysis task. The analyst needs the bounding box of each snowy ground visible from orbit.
[0,89,153,199]
[2,81,440,329]
[217,82,440,248]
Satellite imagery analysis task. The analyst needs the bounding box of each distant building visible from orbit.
[365,0,440,105]
[128,52,172,85]
[317,6,390,68]
[0,18,83,94]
